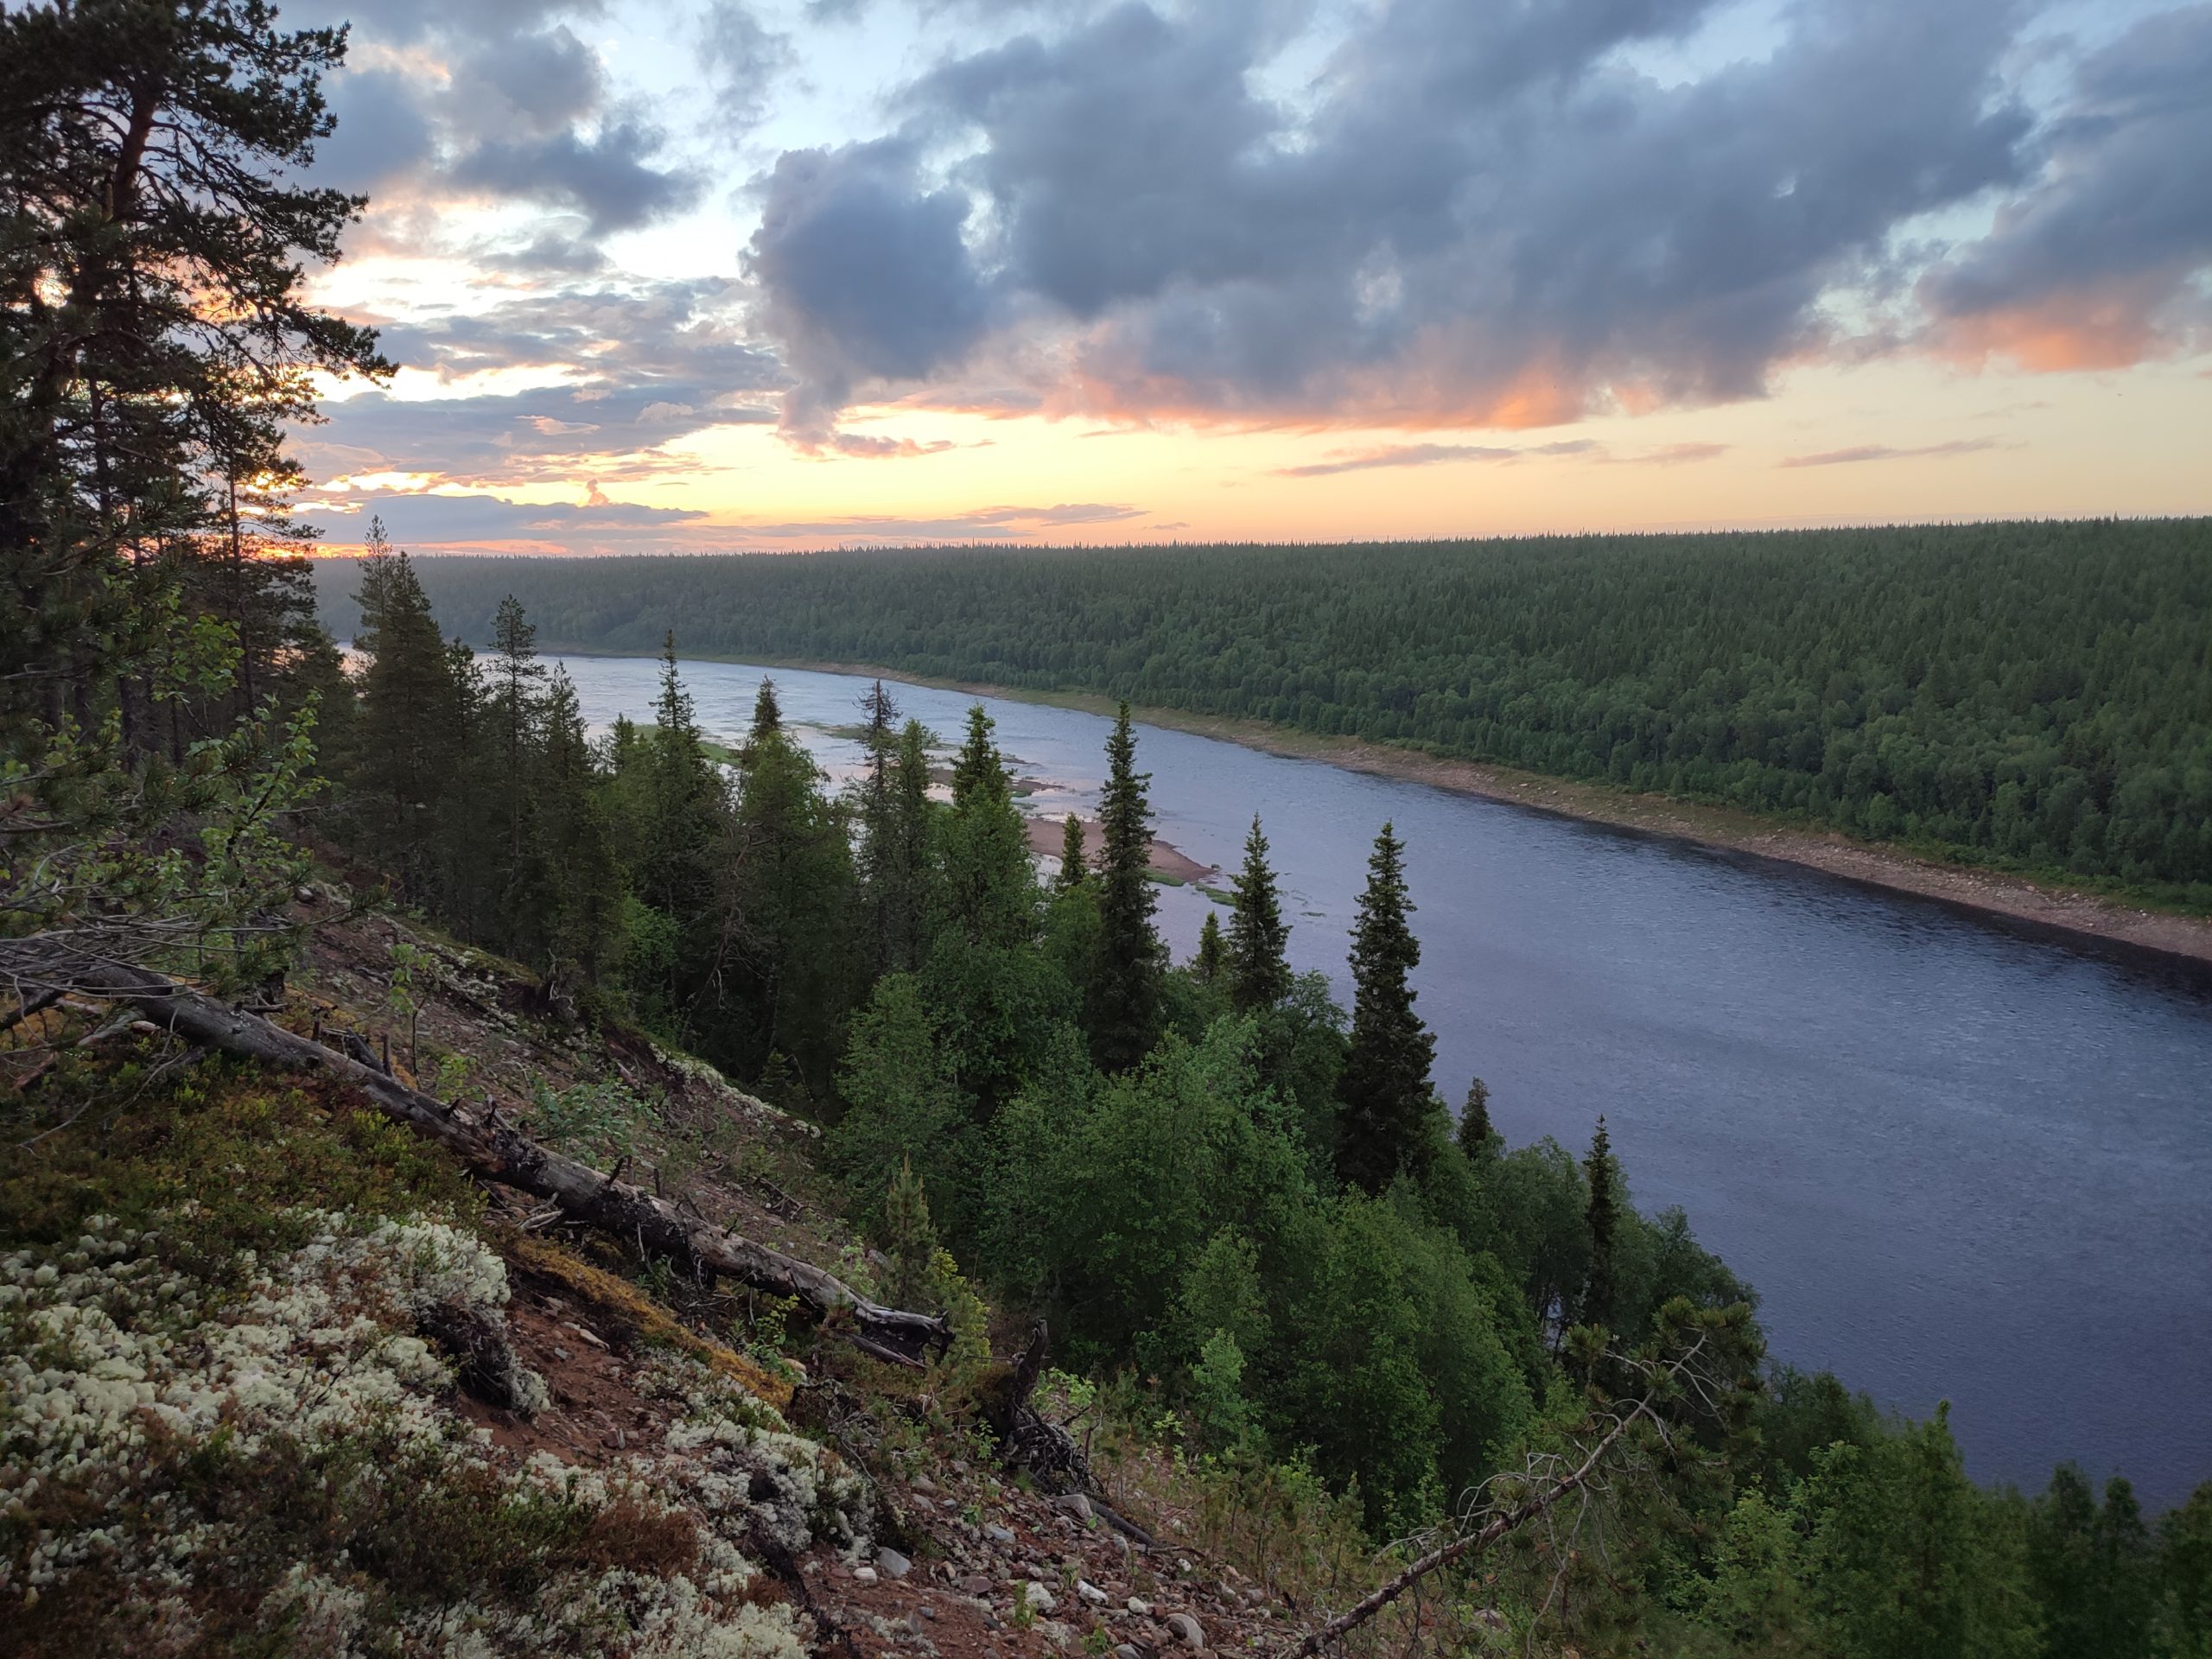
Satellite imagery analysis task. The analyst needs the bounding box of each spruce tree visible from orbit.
[1227,814,1292,1012]
[880,1156,943,1312]
[1336,823,1436,1192]
[352,536,465,893]
[535,666,623,984]
[1195,911,1225,982]
[488,594,544,864]
[887,718,934,970]
[751,677,783,741]
[1582,1116,1618,1332]
[1457,1077,1498,1161]
[1090,702,1164,1070]
[938,706,1034,949]
[1057,812,1088,891]
[856,679,900,973]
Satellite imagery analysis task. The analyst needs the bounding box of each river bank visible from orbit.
[554,646,2212,969]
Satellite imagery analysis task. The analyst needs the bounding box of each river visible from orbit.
[552,652,2212,1505]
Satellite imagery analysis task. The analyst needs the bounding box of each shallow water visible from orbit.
[555,653,2212,1504]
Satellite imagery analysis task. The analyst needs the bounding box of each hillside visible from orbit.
[0,891,1353,1657]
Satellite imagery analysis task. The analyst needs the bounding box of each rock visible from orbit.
[877,1548,913,1581]
[1077,1580,1109,1605]
[1126,1598,1153,1617]
[984,1524,1016,1544]
[981,1611,1001,1631]
[959,1575,995,1597]
[917,1605,938,1621]
[1166,1612,1205,1649]
[853,1567,879,1586]
[1053,1493,1096,1521]
[911,1474,939,1495]
[1024,1582,1058,1613]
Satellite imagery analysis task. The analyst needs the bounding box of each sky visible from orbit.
[283,0,2212,553]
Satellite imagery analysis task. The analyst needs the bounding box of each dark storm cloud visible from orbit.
[1919,4,2212,366]
[743,139,996,443]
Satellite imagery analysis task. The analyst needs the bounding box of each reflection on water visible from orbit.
[555,654,2212,1505]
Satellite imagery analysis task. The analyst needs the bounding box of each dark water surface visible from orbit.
[556,653,2212,1504]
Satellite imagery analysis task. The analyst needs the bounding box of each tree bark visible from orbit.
[0,938,951,1368]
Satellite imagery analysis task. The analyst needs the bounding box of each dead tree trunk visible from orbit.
[0,939,950,1369]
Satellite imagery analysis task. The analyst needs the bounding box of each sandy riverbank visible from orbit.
[1019,812,1219,887]
[561,647,2212,969]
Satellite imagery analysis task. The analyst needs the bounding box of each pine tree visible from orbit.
[1227,813,1292,1012]
[1090,702,1163,1070]
[1057,812,1088,891]
[1582,1116,1618,1332]
[1457,1077,1498,1161]
[1195,911,1225,982]
[1336,823,1436,1192]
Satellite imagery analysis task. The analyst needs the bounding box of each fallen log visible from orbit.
[0,938,951,1369]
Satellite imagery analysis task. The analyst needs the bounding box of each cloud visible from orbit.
[1780,438,2003,467]
[1609,442,1731,466]
[726,0,2035,439]
[744,138,997,445]
[702,1,798,135]
[735,501,1149,541]
[320,486,709,553]
[1919,5,2212,370]
[452,118,699,234]
[1277,439,1598,477]
[827,433,958,457]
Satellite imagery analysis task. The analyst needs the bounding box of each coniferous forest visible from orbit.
[313,523,2212,905]
[5,6,2211,1657]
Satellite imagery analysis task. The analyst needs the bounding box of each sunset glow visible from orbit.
[285,0,2212,555]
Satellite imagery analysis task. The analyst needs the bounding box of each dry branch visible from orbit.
[1290,1335,1711,1656]
[0,938,952,1368]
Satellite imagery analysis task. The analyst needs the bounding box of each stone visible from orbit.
[959,1576,995,1597]
[1052,1493,1096,1521]
[877,1548,913,1581]
[1024,1582,1058,1613]
[853,1566,879,1586]
[911,1474,939,1495]
[1166,1612,1205,1649]
[1077,1580,1109,1605]
[1116,1647,1144,1659]
[984,1524,1016,1544]
[1125,1598,1153,1617]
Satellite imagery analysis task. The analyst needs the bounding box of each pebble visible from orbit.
[959,1576,995,1597]
[877,1548,912,1581]
[1077,1580,1109,1605]
[984,1524,1015,1543]
[1116,1648,1144,1659]
[1126,1598,1153,1617]
[1166,1611,1205,1649]
[853,1567,878,1586]
[1052,1493,1096,1521]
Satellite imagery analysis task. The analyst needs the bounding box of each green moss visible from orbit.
[0,1051,480,1282]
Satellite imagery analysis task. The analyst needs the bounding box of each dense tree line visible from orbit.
[314,521,2212,899]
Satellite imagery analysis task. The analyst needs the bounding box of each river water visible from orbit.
[553,653,2212,1505]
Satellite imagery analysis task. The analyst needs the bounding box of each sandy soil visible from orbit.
[1021,812,1219,886]
[734,656,2212,969]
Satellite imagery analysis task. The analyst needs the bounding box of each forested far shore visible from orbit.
[309,519,2212,907]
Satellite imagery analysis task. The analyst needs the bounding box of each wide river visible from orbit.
[555,653,2212,1504]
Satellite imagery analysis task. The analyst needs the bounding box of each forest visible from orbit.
[312,521,2212,905]
[5,4,2209,1654]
